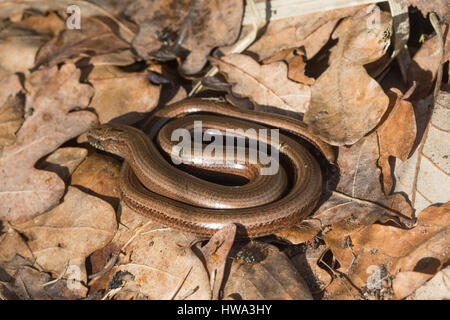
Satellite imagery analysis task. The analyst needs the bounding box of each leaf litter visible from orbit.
[0,0,448,300]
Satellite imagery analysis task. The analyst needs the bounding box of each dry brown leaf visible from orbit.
[408,28,450,101]
[97,206,209,300]
[70,151,121,210]
[196,224,236,300]
[377,88,417,195]
[0,94,24,152]
[211,53,311,115]
[0,73,21,106]
[405,0,449,23]
[0,22,49,73]
[407,265,450,300]
[323,202,449,299]
[39,147,88,183]
[290,244,333,294]
[36,17,130,67]
[10,186,117,298]
[304,9,392,146]
[223,242,312,299]
[394,91,450,212]
[125,0,243,75]
[0,257,86,300]
[228,5,364,61]
[263,49,315,85]
[0,64,97,222]
[87,65,161,124]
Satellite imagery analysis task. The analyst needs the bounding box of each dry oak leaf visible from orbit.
[36,16,130,67]
[87,65,161,124]
[124,0,243,75]
[405,0,450,23]
[70,151,121,210]
[211,54,311,115]
[377,88,417,195]
[326,202,450,299]
[102,205,210,300]
[12,186,117,297]
[0,64,97,222]
[304,10,392,146]
[0,22,50,73]
[263,49,315,85]
[39,147,88,183]
[223,242,312,300]
[226,5,364,61]
[394,91,450,212]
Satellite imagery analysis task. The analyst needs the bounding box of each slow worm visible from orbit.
[87,99,335,237]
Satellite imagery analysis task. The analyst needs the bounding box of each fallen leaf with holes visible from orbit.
[228,5,363,61]
[87,65,161,124]
[377,87,417,195]
[36,17,129,67]
[394,91,450,212]
[94,206,209,300]
[9,186,117,297]
[0,64,97,222]
[223,242,312,299]
[211,54,311,115]
[39,147,88,183]
[196,224,236,299]
[304,10,392,146]
[125,0,243,75]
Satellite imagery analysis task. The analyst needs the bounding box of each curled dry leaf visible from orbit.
[211,53,311,115]
[407,28,450,101]
[36,17,130,67]
[0,64,97,222]
[394,91,450,212]
[228,5,364,61]
[377,88,417,195]
[124,0,243,75]
[196,224,236,300]
[223,242,312,300]
[87,65,161,124]
[10,186,117,298]
[263,49,315,85]
[304,9,392,146]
